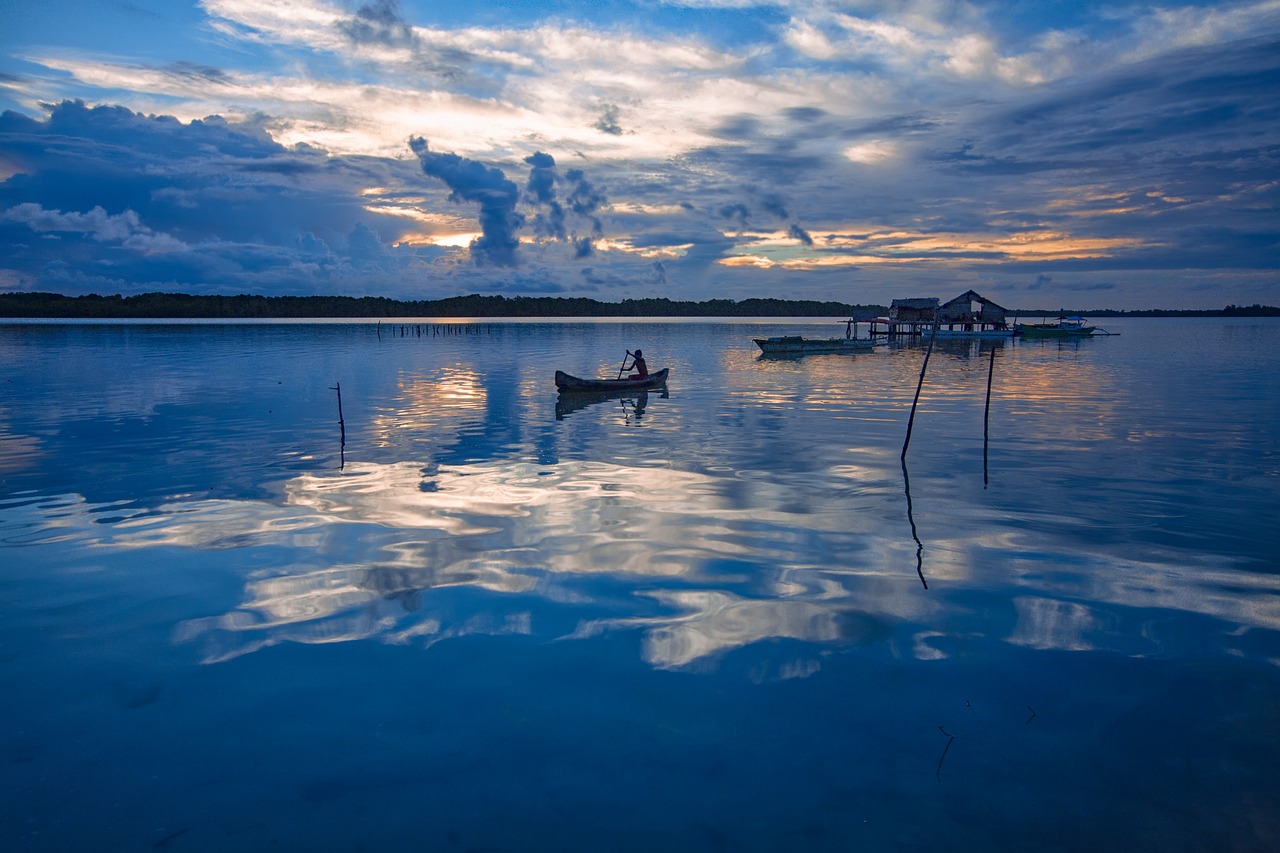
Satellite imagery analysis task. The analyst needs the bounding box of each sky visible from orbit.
[0,0,1277,309]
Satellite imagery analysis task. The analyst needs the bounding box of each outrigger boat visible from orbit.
[555,367,670,392]
[753,319,884,355]
[1015,316,1112,338]
[754,335,883,355]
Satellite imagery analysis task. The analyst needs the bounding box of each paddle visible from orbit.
[616,350,634,379]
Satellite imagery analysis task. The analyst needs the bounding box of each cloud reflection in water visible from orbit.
[16,448,1274,669]
[163,456,910,664]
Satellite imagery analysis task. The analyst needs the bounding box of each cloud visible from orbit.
[718,203,750,229]
[565,168,606,236]
[4,203,165,244]
[338,0,416,47]
[1,2,1277,308]
[410,137,523,267]
[524,151,565,240]
[0,101,451,296]
[756,192,790,220]
[595,104,624,135]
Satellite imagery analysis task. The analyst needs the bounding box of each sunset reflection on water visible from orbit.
[3,318,1278,851]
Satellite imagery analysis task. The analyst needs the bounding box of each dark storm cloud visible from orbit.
[523,151,566,240]
[788,224,813,245]
[718,203,750,229]
[338,0,416,47]
[565,168,605,233]
[755,191,789,220]
[410,136,523,267]
[595,104,624,135]
[0,100,431,295]
[524,151,557,203]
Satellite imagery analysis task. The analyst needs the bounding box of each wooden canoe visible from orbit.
[555,367,670,392]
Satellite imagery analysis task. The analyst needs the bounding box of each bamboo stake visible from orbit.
[901,457,928,589]
[983,346,996,487]
[901,319,938,459]
[331,381,345,470]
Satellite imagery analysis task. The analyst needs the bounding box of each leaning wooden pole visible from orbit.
[901,457,928,589]
[983,346,996,487]
[901,320,938,460]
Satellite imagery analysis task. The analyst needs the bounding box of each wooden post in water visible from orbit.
[331,381,346,470]
[983,346,996,487]
[901,457,928,589]
[901,320,938,460]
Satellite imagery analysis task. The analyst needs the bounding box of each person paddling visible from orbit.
[626,349,649,379]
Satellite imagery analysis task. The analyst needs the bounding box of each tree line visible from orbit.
[0,292,885,319]
[0,291,1276,319]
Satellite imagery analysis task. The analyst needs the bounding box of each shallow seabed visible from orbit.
[2,317,1278,851]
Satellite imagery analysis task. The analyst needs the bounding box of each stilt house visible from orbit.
[872,297,939,336]
[938,290,1009,328]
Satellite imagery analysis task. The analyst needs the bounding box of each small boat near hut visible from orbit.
[754,319,884,355]
[555,367,670,392]
[1015,316,1112,338]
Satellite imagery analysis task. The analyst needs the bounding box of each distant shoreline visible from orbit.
[1,291,1277,319]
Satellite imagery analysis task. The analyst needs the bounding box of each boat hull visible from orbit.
[1016,325,1096,338]
[753,336,882,354]
[555,367,669,392]
[932,328,1019,339]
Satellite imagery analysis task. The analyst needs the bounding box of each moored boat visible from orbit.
[555,367,670,392]
[1015,316,1106,338]
[753,335,883,355]
[932,326,1019,339]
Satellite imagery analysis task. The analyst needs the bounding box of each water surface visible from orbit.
[2,317,1278,851]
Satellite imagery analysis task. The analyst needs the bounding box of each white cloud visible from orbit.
[843,140,898,164]
[3,203,186,252]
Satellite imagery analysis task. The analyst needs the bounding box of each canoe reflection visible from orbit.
[555,387,668,420]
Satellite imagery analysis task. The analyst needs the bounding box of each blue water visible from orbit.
[2,317,1278,851]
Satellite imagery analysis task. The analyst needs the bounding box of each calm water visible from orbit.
[2,317,1278,851]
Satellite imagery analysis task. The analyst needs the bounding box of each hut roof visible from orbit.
[890,297,940,310]
[940,289,1008,313]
